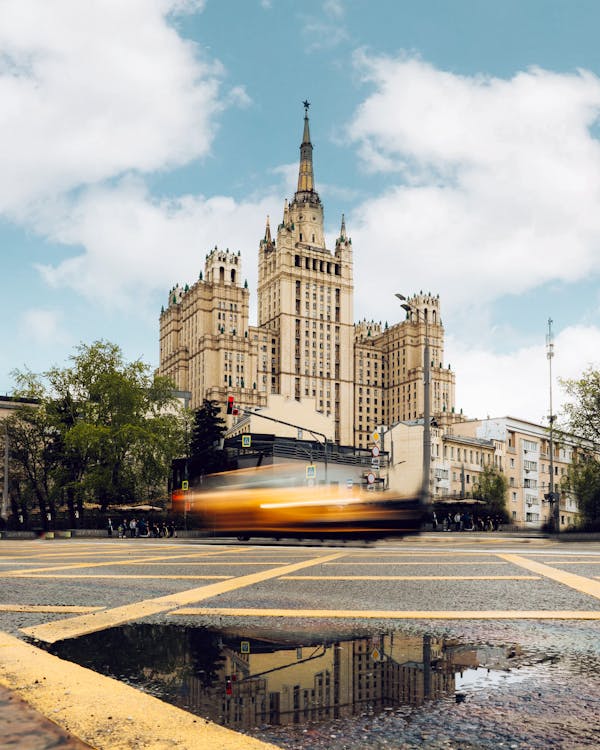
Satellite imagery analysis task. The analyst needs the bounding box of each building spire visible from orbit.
[296,100,315,195]
[340,213,347,240]
[262,214,275,252]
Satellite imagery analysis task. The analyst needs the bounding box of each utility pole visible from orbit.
[546,318,559,533]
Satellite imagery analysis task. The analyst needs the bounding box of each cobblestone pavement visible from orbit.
[247,620,600,750]
[0,684,94,749]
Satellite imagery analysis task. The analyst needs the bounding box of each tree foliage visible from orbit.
[7,341,186,528]
[564,455,600,530]
[561,367,600,443]
[476,464,509,521]
[560,367,600,527]
[188,399,227,479]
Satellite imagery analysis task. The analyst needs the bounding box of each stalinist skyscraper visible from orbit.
[159,104,456,449]
[257,102,354,445]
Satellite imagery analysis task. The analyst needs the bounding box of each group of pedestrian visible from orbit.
[113,518,176,538]
[431,510,501,532]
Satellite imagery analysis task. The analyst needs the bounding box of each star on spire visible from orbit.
[302,99,310,113]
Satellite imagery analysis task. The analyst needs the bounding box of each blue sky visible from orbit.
[2,0,600,425]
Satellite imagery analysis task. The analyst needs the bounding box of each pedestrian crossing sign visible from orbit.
[306,464,316,479]
[181,480,189,490]
[241,435,251,448]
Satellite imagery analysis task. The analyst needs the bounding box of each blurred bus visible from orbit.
[172,465,423,541]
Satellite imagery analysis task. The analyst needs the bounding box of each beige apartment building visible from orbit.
[159,107,456,448]
[452,417,581,529]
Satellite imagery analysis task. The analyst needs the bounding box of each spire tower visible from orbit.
[296,100,318,202]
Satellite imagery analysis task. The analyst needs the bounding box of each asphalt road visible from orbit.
[1,534,600,748]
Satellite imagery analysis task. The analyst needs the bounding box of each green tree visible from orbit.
[560,367,600,527]
[188,399,227,480]
[7,341,186,524]
[564,455,600,530]
[476,464,509,521]
[6,398,59,531]
[561,367,600,443]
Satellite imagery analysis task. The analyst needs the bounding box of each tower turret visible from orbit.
[204,246,241,286]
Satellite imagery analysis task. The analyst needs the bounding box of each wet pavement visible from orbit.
[3,537,600,748]
[45,620,600,749]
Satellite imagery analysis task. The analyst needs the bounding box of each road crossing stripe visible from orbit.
[12,573,235,581]
[0,546,251,576]
[280,576,540,581]
[20,551,346,644]
[498,553,600,600]
[0,604,103,613]
[324,561,509,565]
[169,607,600,620]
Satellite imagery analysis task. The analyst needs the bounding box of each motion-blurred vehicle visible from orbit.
[172,466,423,541]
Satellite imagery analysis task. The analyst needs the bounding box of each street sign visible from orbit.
[371,458,380,469]
[181,480,189,490]
[306,465,316,479]
[346,479,354,489]
[366,472,375,484]
[372,431,380,443]
[372,445,380,457]
[241,434,251,448]
[240,641,250,654]
[371,647,382,662]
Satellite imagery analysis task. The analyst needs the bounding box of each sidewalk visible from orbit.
[0,683,94,749]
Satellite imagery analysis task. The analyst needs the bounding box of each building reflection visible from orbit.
[50,625,521,732]
[178,632,518,730]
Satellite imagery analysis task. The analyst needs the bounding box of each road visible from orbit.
[1,534,600,748]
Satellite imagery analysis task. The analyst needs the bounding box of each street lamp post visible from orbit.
[396,294,431,504]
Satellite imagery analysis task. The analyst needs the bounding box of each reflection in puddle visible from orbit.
[48,626,521,731]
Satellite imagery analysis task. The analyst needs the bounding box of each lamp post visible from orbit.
[396,294,431,504]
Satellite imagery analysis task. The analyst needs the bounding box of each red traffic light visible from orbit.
[226,396,235,414]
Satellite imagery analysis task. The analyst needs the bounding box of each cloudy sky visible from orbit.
[2,0,600,426]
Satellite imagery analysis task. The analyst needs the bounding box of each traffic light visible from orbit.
[226,395,235,414]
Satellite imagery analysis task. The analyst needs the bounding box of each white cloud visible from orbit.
[449,325,600,424]
[346,54,600,325]
[300,0,348,51]
[18,308,71,348]
[35,178,280,319]
[0,0,223,217]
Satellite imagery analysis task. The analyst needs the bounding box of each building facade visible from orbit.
[159,107,456,448]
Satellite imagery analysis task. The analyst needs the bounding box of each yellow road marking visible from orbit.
[333,552,499,556]
[0,630,277,750]
[540,560,600,565]
[21,551,346,643]
[498,553,600,601]
[324,560,509,566]
[122,560,302,566]
[281,576,540,581]
[11,574,233,580]
[0,546,251,576]
[0,604,103,613]
[170,607,600,620]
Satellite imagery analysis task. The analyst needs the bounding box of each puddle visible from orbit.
[46,625,529,732]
